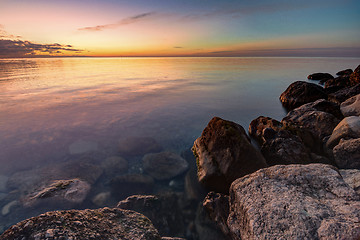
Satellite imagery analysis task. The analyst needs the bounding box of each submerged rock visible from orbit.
[110,174,154,200]
[333,138,360,169]
[0,208,161,240]
[22,179,91,208]
[101,156,128,177]
[142,152,189,180]
[117,194,185,237]
[68,139,98,155]
[228,164,360,240]
[279,81,327,110]
[326,116,360,149]
[340,93,360,117]
[119,137,162,156]
[192,117,267,193]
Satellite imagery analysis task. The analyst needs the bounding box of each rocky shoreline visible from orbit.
[1,65,359,239]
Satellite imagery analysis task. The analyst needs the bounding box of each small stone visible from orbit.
[45,229,54,238]
[1,200,18,216]
[91,192,111,207]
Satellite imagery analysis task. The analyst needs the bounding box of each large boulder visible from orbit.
[279,81,327,110]
[228,164,360,240]
[248,116,282,144]
[0,208,161,240]
[328,83,360,104]
[324,75,351,89]
[307,72,334,81]
[326,116,360,149]
[192,117,267,193]
[142,152,189,180]
[117,194,185,237]
[282,99,342,143]
[333,138,360,169]
[340,93,360,117]
[349,64,360,86]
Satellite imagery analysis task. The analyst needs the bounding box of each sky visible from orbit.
[0,0,360,57]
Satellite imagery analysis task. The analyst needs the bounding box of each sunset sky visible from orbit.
[1,0,360,57]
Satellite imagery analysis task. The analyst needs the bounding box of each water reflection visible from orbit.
[0,57,359,236]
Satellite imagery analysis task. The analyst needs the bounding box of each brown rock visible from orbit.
[340,93,360,117]
[192,117,267,193]
[328,83,360,104]
[349,64,360,86]
[307,72,334,81]
[326,116,360,149]
[248,116,282,144]
[279,81,327,110]
[336,68,353,76]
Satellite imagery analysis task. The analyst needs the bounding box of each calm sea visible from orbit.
[0,57,359,232]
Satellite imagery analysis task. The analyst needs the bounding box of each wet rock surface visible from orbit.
[340,93,360,117]
[0,208,161,240]
[192,117,267,193]
[142,152,189,180]
[228,164,360,240]
[279,81,327,110]
[333,138,360,169]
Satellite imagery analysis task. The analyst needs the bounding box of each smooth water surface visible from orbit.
[0,57,359,233]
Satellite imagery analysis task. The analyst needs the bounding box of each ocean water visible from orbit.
[0,57,359,233]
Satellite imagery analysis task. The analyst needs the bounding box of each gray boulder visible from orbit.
[142,152,189,180]
[326,116,360,149]
[228,164,360,240]
[340,93,360,117]
[192,117,267,193]
[333,138,360,169]
[279,81,327,110]
[0,208,161,240]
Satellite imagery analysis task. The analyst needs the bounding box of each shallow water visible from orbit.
[0,57,359,234]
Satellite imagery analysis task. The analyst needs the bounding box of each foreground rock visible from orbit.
[117,194,185,237]
[228,164,360,240]
[333,138,360,169]
[142,152,189,180]
[340,93,360,117]
[0,208,161,240]
[340,169,360,195]
[326,116,360,149]
[279,81,327,110]
[192,117,267,193]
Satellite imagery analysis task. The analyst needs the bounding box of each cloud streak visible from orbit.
[78,11,157,32]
